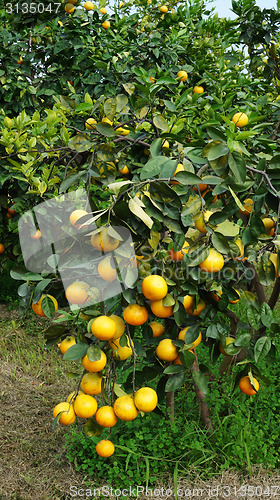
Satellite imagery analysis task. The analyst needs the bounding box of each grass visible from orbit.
[0,285,280,499]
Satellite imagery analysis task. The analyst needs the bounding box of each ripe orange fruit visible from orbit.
[96,440,115,457]
[173,355,182,365]
[194,210,214,233]
[53,402,76,425]
[229,290,241,304]
[149,76,156,83]
[219,336,235,355]
[65,281,90,305]
[74,394,98,418]
[69,209,88,228]
[81,372,102,395]
[177,70,188,81]
[110,315,126,339]
[98,256,117,282]
[7,206,16,215]
[100,7,107,14]
[269,253,279,277]
[239,198,253,215]
[32,294,58,317]
[84,1,94,10]
[96,406,118,427]
[149,321,164,337]
[202,189,217,202]
[193,86,204,94]
[151,299,174,318]
[184,296,205,316]
[123,303,149,325]
[102,20,111,29]
[0,243,5,254]
[156,338,178,361]
[233,238,246,260]
[178,328,202,348]
[90,227,119,252]
[110,336,134,360]
[85,118,97,129]
[59,336,76,354]
[199,248,224,273]
[114,395,139,421]
[82,351,107,372]
[65,3,75,13]
[239,375,259,395]
[30,229,42,240]
[91,315,116,340]
[134,387,158,412]
[119,165,130,174]
[168,241,189,261]
[159,5,168,13]
[232,112,249,128]
[141,275,168,301]
[193,183,207,192]
[262,217,274,234]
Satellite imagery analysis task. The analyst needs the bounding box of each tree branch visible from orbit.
[244,261,266,305]
[191,349,214,435]
[268,277,280,310]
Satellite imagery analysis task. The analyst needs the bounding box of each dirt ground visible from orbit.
[1,304,280,500]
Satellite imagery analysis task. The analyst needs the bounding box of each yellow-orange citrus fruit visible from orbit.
[102,117,113,125]
[65,281,90,305]
[177,70,188,81]
[96,440,115,457]
[149,76,156,83]
[123,303,149,325]
[96,406,118,427]
[0,243,5,254]
[193,86,204,94]
[194,183,208,192]
[162,139,169,148]
[102,20,110,29]
[232,112,249,128]
[219,336,235,355]
[239,198,253,215]
[98,256,117,282]
[74,394,98,418]
[134,387,158,412]
[82,351,107,372]
[114,395,139,421]
[149,321,164,337]
[168,241,189,261]
[170,163,184,185]
[173,355,182,365]
[84,1,94,10]
[53,402,76,425]
[110,336,134,360]
[194,210,214,233]
[116,126,130,136]
[69,209,88,228]
[182,295,194,311]
[30,229,42,240]
[262,217,274,234]
[60,336,76,354]
[156,338,178,361]
[66,390,84,403]
[91,315,116,340]
[269,253,279,277]
[229,290,241,304]
[81,372,102,395]
[187,298,206,316]
[159,5,168,13]
[239,376,259,395]
[119,165,130,174]
[151,299,173,318]
[178,328,202,348]
[211,289,222,302]
[141,275,168,301]
[199,248,224,273]
[65,3,75,13]
[99,7,107,14]
[85,118,97,129]
[90,227,119,252]
[202,189,217,202]
[32,294,58,317]
[110,315,126,339]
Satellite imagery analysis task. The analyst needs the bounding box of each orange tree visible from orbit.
[1,0,280,454]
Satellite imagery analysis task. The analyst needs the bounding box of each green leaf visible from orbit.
[87,344,102,362]
[171,171,201,185]
[192,371,208,395]
[104,98,117,121]
[128,197,154,228]
[165,371,185,392]
[260,303,274,328]
[59,171,86,193]
[254,337,271,363]
[212,232,230,254]
[95,123,116,137]
[75,103,93,112]
[163,365,185,375]
[44,325,68,340]
[228,152,246,183]
[207,143,229,161]
[150,138,163,157]
[234,334,251,347]
[63,342,88,360]
[247,305,261,330]
[140,156,167,180]
[68,135,93,152]
[153,114,168,131]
